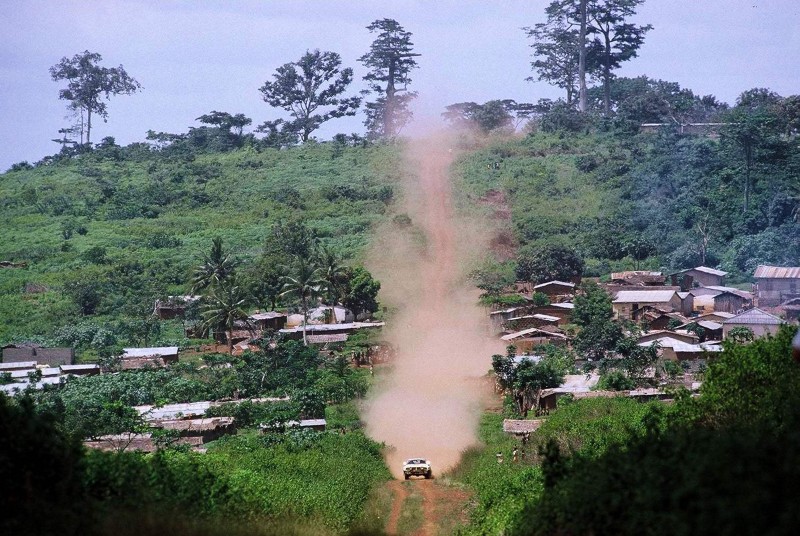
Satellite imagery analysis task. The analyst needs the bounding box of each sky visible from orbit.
[1,0,798,170]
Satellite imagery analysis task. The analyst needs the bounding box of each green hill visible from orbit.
[0,140,401,344]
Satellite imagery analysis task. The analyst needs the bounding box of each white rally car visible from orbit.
[402,458,433,480]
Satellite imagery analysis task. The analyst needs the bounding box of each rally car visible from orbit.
[402,458,433,480]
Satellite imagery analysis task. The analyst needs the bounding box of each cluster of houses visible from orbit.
[492,264,800,416]
[0,300,385,397]
[83,396,299,453]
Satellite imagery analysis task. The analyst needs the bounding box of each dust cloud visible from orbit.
[364,131,504,478]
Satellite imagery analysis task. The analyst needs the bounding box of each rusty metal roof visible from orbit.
[754,265,800,279]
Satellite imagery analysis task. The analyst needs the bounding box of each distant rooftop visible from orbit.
[614,290,677,303]
[754,265,800,279]
[122,346,179,359]
[723,308,784,325]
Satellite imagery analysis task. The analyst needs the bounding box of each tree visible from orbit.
[493,348,565,416]
[538,1,652,115]
[196,111,252,137]
[342,266,381,318]
[359,19,420,139]
[442,100,515,133]
[515,244,584,283]
[572,281,623,362]
[585,0,652,115]
[316,246,348,304]
[259,49,360,143]
[280,258,326,345]
[191,237,237,293]
[721,88,783,212]
[50,50,141,144]
[201,279,249,354]
[524,14,582,105]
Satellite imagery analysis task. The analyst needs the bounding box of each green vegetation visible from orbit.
[454,326,800,535]
[457,86,800,284]
[0,140,400,345]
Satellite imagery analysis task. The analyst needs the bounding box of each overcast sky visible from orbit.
[1,0,799,170]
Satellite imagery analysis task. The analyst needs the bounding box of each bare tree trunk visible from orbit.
[302,300,308,346]
[744,144,753,212]
[578,0,588,112]
[603,39,612,115]
[87,108,92,145]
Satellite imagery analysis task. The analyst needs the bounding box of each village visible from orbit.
[2,260,798,453]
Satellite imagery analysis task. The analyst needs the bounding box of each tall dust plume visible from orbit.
[364,132,503,478]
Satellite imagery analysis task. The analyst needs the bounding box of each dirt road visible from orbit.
[385,479,473,536]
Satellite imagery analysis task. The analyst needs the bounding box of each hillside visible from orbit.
[0,140,401,344]
[455,128,799,286]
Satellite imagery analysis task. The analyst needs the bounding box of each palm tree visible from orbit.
[280,258,326,346]
[201,280,249,354]
[192,237,237,293]
[317,246,347,305]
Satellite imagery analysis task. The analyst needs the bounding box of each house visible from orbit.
[675,320,723,341]
[248,311,287,331]
[776,298,800,322]
[637,331,698,345]
[84,434,204,453]
[135,397,290,421]
[0,361,38,372]
[671,266,729,288]
[753,265,800,307]
[152,417,236,441]
[60,364,100,376]
[530,303,574,325]
[635,307,688,330]
[638,338,723,361]
[689,286,752,313]
[532,280,575,299]
[2,345,75,366]
[501,328,569,353]
[279,322,384,341]
[722,308,785,339]
[539,374,600,410]
[260,418,327,433]
[677,292,694,316]
[612,290,682,320]
[695,311,736,323]
[610,271,667,286]
[504,313,560,332]
[153,295,201,320]
[121,347,179,369]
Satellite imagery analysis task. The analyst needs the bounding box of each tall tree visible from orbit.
[722,88,783,213]
[524,14,581,105]
[359,19,420,139]
[49,50,141,144]
[259,49,360,143]
[280,258,326,346]
[585,0,652,114]
[196,111,252,137]
[534,1,651,115]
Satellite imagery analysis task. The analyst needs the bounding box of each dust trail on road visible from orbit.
[364,132,503,478]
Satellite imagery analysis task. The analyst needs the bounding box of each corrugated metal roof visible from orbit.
[754,265,800,278]
[639,338,723,353]
[123,347,179,358]
[722,307,784,325]
[706,286,752,299]
[550,302,574,309]
[501,328,568,341]
[507,314,560,322]
[0,361,38,371]
[693,266,728,276]
[503,419,544,433]
[533,280,575,289]
[249,312,287,321]
[614,290,677,303]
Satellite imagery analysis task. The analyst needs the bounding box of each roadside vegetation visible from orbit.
[450,326,800,535]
